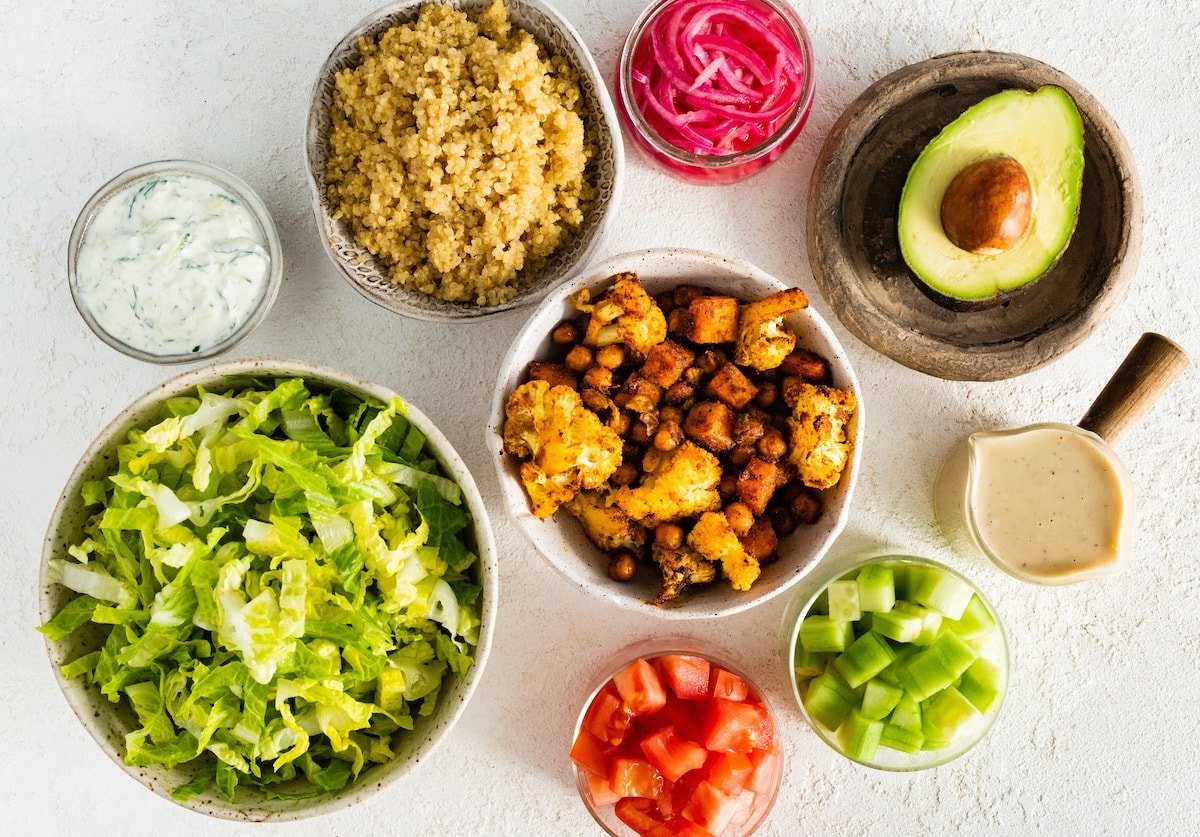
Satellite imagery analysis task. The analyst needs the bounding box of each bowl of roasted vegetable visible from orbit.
[488,249,863,618]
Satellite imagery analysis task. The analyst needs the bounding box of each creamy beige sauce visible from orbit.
[968,427,1127,580]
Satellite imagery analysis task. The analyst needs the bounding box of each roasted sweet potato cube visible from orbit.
[779,350,831,383]
[706,363,757,409]
[619,373,663,413]
[733,409,769,446]
[736,457,782,515]
[739,517,779,563]
[526,361,577,390]
[640,340,696,388]
[683,401,736,452]
[685,297,740,344]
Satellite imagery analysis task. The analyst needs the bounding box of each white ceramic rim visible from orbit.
[38,357,499,821]
[486,247,865,620]
[303,0,626,321]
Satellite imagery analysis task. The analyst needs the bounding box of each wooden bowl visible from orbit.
[807,51,1142,381]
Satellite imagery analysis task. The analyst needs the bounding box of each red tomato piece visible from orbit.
[610,757,666,800]
[586,772,620,807]
[746,747,780,794]
[615,797,666,835]
[706,750,753,794]
[586,687,635,746]
[710,668,750,702]
[749,702,775,752]
[644,699,703,743]
[640,727,708,782]
[682,780,740,835]
[647,818,714,837]
[702,699,764,754]
[571,729,612,777]
[658,655,711,701]
[669,770,704,819]
[614,659,669,716]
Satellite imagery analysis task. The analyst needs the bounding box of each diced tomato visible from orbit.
[705,750,753,794]
[570,729,611,777]
[615,797,666,835]
[640,726,708,782]
[702,698,765,754]
[644,699,703,743]
[658,655,711,701]
[746,747,780,794]
[614,659,669,716]
[669,770,704,819]
[749,701,775,752]
[727,789,758,832]
[647,818,714,837]
[710,668,749,702]
[610,757,666,800]
[586,687,635,746]
[586,772,620,807]
[682,780,740,835]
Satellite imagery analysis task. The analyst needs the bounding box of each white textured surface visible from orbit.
[2,0,1197,834]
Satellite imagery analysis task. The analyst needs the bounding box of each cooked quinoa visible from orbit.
[325,1,594,306]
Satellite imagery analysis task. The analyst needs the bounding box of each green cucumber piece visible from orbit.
[870,601,924,643]
[833,632,896,688]
[942,594,996,641]
[837,709,884,761]
[827,579,862,621]
[895,632,978,700]
[861,679,904,721]
[888,693,922,732]
[794,646,830,679]
[857,564,896,613]
[880,722,924,754]
[922,686,980,745]
[877,645,917,685]
[804,672,858,730]
[957,658,1005,713]
[913,568,975,619]
[799,615,853,653]
[913,606,944,646]
[891,562,926,600]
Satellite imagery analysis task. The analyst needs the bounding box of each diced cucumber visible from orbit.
[837,709,884,761]
[957,658,1004,714]
[891,561,926,600]
[827,579,862,621]
[895,632,977,701]
[922,687,980,746]
[794,647,830,679]
[870,601,924,643]
[877,644,917,685]
[857,565,896,613]
[834,632,896,688]
[888,693,922,732]
[913,568,975,619]
[913,606,943,647]
[799,615,853,653]
[880,722,924,754]
[942,594,996,641]
[804,672,858,730]
[860,679,904,721]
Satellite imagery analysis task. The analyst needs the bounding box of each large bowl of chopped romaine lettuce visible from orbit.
[38,358,497,820]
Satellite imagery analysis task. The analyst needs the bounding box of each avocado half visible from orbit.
[897,86,1085,309]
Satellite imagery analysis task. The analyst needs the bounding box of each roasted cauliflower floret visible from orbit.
[503,380,623,519]
[788,382,857,489]
[652,542,717,604]
[572,273,667,357]
[734,288,809,371]
[563,490,646,552]
[688,511,760,592]
[613,441,721,526]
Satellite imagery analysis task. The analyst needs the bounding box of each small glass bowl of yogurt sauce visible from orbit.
[68,160,282,363]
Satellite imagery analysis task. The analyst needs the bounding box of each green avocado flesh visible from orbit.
[897,86,1085,304]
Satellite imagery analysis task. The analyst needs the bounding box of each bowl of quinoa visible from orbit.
[306,0,623,320]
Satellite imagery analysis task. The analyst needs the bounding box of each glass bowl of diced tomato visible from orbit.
[570,639,783,836]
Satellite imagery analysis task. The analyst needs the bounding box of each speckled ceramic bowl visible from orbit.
[488,248,864,619]
[305,0,624,321]
[39,359,499,821]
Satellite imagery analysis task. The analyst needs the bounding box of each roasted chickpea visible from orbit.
[755,381,778,409]
[580,388,611,413]
[629,419,652,444]
[653,291,676,314]
[642,448,663,473]
[660,405,684,425]
[695,350,723,375]
[791,490,822,524]
[565,345,593,373]
[664,381,696,405]
[551,321,579,345]
[610,462,639,487]
[655,523,685,550]
[768,506,798,536]
[583,365,614,392]
[683,367,704,386]
[719,473,739,499]
[614,390,633,408]
[608,552,638,582]
[758,428,787,461]
[596,344,625,370]
[673,285,705,307]
[729,444,755,466]
[724,502,754,536]
[653,420,684,452]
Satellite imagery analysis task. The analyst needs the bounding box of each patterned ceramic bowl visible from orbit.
[305,0,625,321]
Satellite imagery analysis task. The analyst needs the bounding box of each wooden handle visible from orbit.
[1078,333,1190,444]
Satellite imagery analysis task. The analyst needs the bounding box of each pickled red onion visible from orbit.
[630,0,805,155]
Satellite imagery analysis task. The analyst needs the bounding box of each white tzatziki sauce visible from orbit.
[74,173,271,356]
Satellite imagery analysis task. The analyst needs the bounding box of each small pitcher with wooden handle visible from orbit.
[933,334,1189,584]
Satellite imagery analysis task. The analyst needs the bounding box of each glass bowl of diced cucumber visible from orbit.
[785,555,1008,770]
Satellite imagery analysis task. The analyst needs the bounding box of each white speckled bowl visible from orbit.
[488,248,865,619]
[39,359,499,821]
[304,0,624,321]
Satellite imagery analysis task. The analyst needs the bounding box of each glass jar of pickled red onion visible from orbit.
[615,0,815,183]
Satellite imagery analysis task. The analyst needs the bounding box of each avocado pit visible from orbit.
[940,155,1033,255]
